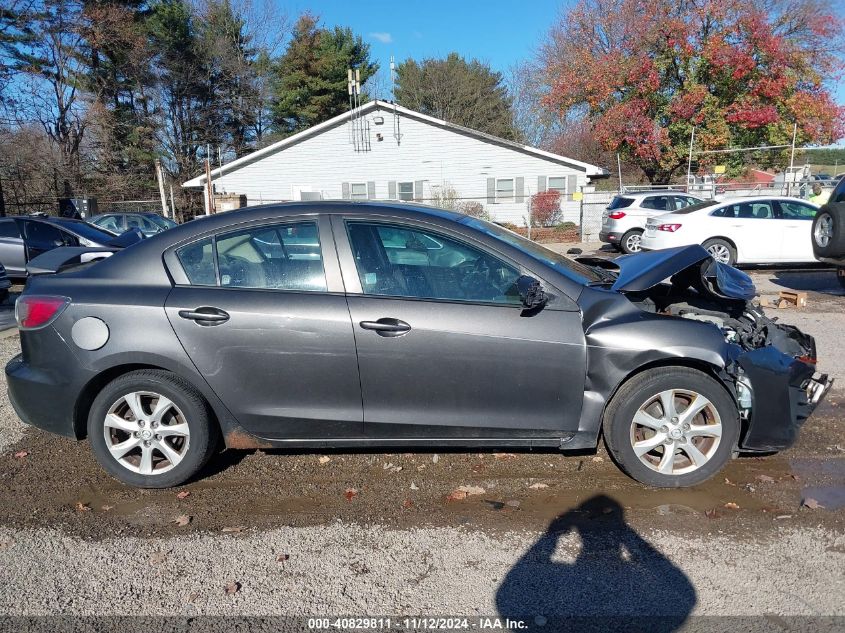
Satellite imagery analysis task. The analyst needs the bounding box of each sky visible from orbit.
[275,0,570,95]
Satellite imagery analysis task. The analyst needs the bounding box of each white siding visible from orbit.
[205,106,590,225]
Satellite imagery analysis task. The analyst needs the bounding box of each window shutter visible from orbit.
[388,181,397,199]
[367,181,376,199]
[341,182,350,200]
[567,175,577,197]
[487,178,495,204]
[515,177,525,203]
[537,176,546,193]
[414,180,424,201]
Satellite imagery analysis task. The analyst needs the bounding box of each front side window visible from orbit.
[496,178,514,202]
[25,222,76,247]
[176,222,326,291]
[350,183,368,201]
[779,201,817,220]
[398,181,414,201]
[127,215,160,233]
[547,177,566,193]
[346,221,521,305]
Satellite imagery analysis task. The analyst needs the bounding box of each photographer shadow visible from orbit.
[496,495,696,632]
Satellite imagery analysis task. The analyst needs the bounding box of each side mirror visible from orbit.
[516,275,548,310]
[566,247,583,255]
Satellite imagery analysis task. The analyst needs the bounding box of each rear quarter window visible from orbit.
[0,220,20,239]
[176,238,216,286]
[607,196,634,210]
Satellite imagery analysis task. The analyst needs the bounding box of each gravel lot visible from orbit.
[0,271,843,623]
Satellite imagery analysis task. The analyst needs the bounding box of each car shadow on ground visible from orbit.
[496,495,696,632]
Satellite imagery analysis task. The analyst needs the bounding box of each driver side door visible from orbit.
[334,216,586,440]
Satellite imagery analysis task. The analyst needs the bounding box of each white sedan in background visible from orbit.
[639,196,819,265]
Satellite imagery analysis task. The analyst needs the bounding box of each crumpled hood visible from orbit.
[577,244,756,301]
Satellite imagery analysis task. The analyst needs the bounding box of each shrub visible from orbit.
[529,190,562,226]
[458,200,486,218]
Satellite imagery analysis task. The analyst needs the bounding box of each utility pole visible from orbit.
[204,158,214,215]
[169,185,176,221]
[154,159,168,218]
[788,122,798,197]
[686,127,695,194]
[616,153,623,193]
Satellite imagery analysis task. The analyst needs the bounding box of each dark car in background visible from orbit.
[811,174,845,289]
[90,212,177,237]
[5,202,830,489]
[0,216,144,279]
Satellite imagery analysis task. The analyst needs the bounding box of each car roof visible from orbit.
[624,190,699,198]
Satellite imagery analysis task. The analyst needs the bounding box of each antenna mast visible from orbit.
[390,55,401,144]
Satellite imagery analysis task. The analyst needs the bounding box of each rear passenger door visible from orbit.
[164,216,363,440]
[776,200,818,262]
[0,219,25,277]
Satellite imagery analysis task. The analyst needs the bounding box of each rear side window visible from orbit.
[0,220,20,239]
[640,195,671,211]
[176,238,216,286]
[607,196,634,210]
[175,221,326,291]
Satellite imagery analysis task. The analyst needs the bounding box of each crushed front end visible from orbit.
[604,245,834,452]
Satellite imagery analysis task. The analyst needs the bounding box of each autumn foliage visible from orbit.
[540,0,845,183]
[530,190,562,226]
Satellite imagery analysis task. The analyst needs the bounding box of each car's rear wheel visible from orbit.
[603,367,740,487]
[620,229,644,254]
[702,238,736,266]
[87,370,218,488]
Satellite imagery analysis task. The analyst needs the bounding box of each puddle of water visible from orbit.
[801,486,845,510]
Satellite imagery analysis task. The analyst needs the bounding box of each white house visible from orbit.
[182,100,608,225]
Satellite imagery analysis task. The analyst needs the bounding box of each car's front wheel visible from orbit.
[603,367,740,487]
[87,370,218,488]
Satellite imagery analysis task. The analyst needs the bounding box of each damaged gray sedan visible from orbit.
[6,202,831,488]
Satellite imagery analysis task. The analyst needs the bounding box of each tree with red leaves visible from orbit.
[540,0,845,183]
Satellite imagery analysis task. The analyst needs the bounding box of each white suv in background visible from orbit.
[600,191,705,253]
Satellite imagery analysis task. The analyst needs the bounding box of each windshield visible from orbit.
[51,219,118,242]
[148,215,178,229]
[461,217,605,284]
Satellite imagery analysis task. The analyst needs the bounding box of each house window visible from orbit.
[496,178,514,202]
[548,177,567,193]
[350,183,368,201]
[398,182,414,201]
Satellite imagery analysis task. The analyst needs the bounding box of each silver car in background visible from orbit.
[600,191,705,253]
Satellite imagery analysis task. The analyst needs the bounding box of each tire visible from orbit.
[620,229,644,254]
[603,367,740,488]
[812,203,845,258]
[702,238,736,266]
[87,369,218,488]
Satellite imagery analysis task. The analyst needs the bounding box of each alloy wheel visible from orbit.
[706,244,731,264]
[103,391,190,475]
[814,213,832,248]
[629,389,722,476]
[625,233,642,253]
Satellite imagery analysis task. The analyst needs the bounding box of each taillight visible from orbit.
[607,211,627,219]
[657,223,682,232]
[15,295,70,330]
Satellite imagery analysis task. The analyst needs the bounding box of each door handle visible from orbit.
[359,318,411,336]
[178,307,230,325]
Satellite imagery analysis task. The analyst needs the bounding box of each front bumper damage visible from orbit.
[735,345,833,452]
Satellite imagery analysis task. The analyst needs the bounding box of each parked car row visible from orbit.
[601,192,823,265]
[0,212,176,282]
